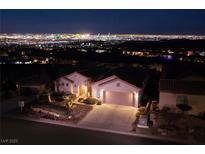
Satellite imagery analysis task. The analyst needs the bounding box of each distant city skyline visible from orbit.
[1,9,205,34]
[1,33,205,36]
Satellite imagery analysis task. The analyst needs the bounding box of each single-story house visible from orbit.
[159,64,205,114]
[54,72,142,107]
[159,79,205,115]
[16,74,50,93]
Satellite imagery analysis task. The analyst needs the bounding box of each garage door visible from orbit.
[104,91,134,106]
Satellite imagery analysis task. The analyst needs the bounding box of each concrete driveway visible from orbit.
[78,104,138,132]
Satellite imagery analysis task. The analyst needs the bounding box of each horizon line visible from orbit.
[1,33,205,36]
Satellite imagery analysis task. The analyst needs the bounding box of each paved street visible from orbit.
[0,117,181,145]
[79,104,137,132]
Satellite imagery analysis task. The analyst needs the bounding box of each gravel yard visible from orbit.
[18,103,93,124]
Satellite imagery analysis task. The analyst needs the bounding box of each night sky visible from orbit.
[1,9,205,34]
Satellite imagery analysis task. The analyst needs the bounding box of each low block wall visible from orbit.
[159,92,205,115]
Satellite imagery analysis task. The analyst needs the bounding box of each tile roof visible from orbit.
[160,79,205,95]
[161,63,205,79]
[79,66,148,88]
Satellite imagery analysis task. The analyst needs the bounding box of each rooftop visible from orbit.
[79,66,149,88]
[160,79,205,95]
[16,74,51,86]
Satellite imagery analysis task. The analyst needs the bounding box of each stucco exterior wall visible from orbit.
[92,78,140,107]
[55,72,89,95]
[65,72,89,95]
[159,92,205,115]
[55,78,73,94]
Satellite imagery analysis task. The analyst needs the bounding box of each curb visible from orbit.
[5,115,189,144]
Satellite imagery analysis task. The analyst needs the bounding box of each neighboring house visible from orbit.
[17,75,49,94]
[19,83,46,93]
[54,72,90,97]
[159,72,205,115]
[54,72,142,107]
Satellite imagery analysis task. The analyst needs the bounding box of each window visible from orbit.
[176,95,188,105]
[66,83,69,87]
[116,82,121,87]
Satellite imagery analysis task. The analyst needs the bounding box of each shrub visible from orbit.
[96,100,102,105]
[69,93,76,100]
[51,92,64,101]
[176,103,192,114]
[151,101,159,111]
[54,97,64,102]
[51,92,61,97]
[54,101,66,107]
[78,98,85,103]
[138,106,146,112]
[198,111,205,120]
[83,97,101,105]
[51,92,76,102]
[161,106,171,113]
[137,106,146,115]
[37,94,49,104]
